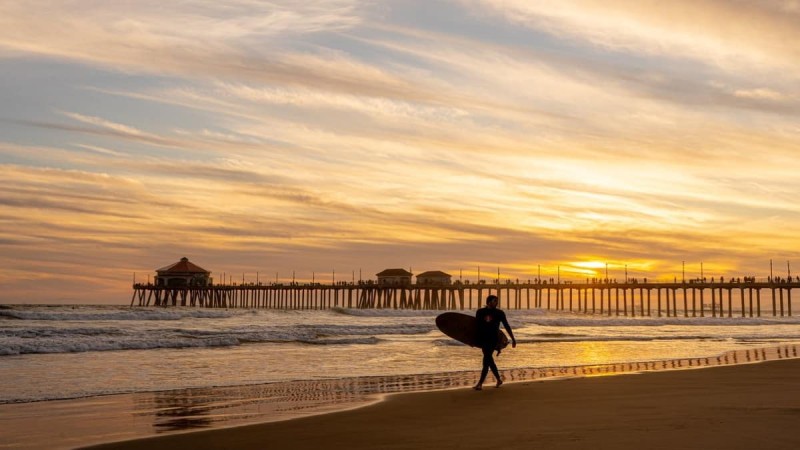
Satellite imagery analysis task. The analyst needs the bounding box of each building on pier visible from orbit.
[376,268,413,286]
[155,257,212,287]
[416,270,452,285]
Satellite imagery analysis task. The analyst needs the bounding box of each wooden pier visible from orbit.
[131,280,795,317]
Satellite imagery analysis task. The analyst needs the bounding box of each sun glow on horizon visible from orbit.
[571,261,608,270]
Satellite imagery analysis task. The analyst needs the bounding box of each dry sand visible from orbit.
[86,359,800,450]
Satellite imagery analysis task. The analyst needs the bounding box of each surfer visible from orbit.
[474,294,516,390]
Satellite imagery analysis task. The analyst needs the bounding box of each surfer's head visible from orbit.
[486,295,498,308]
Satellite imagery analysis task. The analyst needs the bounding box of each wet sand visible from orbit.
[2,347,794,448]
[87,357,800,450]
[4,346,788,450]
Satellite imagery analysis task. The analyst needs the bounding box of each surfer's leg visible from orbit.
[488,354,500,384]
[478,343,501,386]
[476,347,493,387]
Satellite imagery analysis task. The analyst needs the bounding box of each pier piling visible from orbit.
[129,279,794,319]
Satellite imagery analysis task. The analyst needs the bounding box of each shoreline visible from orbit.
[47,344,800,448]
[85,356,800,450]
[4,342,796,405]
[1,344,797,449]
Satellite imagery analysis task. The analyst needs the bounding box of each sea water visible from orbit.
[2,304,800,404]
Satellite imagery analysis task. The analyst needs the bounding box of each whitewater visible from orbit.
[2,304,800,404]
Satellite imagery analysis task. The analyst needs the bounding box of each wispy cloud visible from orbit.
[0,1,799,302]
[468,0,800,71]
[60,112,149,137]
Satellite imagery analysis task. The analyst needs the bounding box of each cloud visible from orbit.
[72,144,127,157]
[8,117,183,149]
[1,2,800,302]
[733,88,785,101]
[468,0,800,72]
[0,1,442,108]
[0,1,363,48]
[60,112,148,136]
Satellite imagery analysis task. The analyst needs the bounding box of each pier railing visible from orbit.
[131,280,795,317]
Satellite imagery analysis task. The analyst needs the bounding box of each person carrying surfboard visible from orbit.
[474,294,516,390]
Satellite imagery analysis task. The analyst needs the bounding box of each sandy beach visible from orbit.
[85,358,800,450]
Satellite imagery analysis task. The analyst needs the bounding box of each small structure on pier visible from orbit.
[416,270,452,285]
[155,257,211,287]
[376,268,412,286]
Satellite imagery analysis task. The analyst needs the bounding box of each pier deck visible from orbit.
[131,280,795,317]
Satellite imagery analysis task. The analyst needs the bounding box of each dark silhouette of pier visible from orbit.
[131,278,795,317]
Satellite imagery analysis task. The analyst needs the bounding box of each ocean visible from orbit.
[1,304,800,448]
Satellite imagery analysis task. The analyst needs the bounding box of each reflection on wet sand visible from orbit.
[140,344,799,433]
[4,345,798,450]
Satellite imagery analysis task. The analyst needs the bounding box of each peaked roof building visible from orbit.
[376,268,413,285]
[155,257,211,287]
[416,270,451,278]
[416,270,452,285]
[157,257,210,275]
[376,268,413,277]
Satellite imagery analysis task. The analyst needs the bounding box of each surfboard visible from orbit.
[435,312,509,351]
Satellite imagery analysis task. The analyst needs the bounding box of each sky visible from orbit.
[1,0,799,303]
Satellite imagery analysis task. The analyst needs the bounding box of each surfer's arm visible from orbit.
[501,315,516,346]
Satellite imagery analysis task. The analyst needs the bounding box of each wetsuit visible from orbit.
[475,307,514,385]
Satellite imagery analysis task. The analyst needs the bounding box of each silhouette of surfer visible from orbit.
[474,294,516,390]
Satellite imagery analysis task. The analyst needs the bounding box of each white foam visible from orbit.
[0,320,434,355]
[511,313,800,328]
[330,307,440,317]
[0,306,239,321]
[2,305,800,357]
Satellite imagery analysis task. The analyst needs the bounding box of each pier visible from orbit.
[131,280,795,317]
